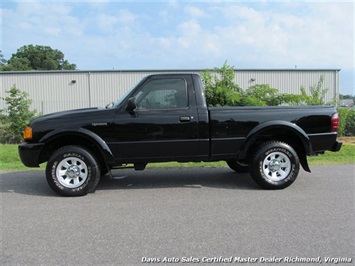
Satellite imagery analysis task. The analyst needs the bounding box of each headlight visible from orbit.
[23,126,33,140]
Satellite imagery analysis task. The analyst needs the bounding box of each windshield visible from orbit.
[113,77,147,108]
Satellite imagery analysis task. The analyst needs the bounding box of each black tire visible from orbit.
[250,141,300,189]
[226,160,249,173]
[46,146,100,196]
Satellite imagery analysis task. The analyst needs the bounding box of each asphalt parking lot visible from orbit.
[1,165,354,265]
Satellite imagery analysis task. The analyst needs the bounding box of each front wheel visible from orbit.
[46,146,100,196]
[250,141,300,189]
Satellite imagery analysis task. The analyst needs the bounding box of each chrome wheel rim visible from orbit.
[262,152,291,181]
[56,157,88,188]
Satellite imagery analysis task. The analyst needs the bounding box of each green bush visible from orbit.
[244,84,277,106]
[0,85,37,143]
[344,109,355,136]
[300,75,328,105]
[338,108,349,136]
[338,108,355,136]
[0,119,16,144]
[201,62,329,107]
[202,61,243,106]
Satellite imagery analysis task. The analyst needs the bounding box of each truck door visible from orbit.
[111,75,201,162]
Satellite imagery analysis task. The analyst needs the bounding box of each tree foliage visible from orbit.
[201,62,331,107]
[0,85,37,143]
[202,61,243,106]
[0,50,7,67]
[345,109,355,136]
[244,84,281,106]
[300,75,328,105]
[338,108,355,136]
[2,45,76,71]
[340,94,355,100]
[201,61,294,107]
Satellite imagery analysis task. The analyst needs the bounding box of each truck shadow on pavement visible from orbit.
[97,167,259,191]
[0,167,260,197]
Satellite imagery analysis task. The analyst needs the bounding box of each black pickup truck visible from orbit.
[19,73,342,196]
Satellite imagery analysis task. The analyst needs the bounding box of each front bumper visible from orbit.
[18,143,45,167]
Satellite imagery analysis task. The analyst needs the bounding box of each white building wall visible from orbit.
[1,72,90,114]
[0,69,339,115]
[233,69,338,101]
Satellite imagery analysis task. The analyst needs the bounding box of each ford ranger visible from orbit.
[19,74,342,196]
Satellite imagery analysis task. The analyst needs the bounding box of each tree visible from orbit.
[0,50,7,69]
[2,58,32,71]
[0,85,37,143]
[4,45,76,71]
[245,84,281,106]
[201,61,243,106]
[201,61,288,107]
[201,62,331,107]
[300,75,328,105]
[340,94,355,100]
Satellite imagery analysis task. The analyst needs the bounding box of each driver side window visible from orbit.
[134,78,187,110]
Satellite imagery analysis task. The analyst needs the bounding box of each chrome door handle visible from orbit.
[179,116,191,122]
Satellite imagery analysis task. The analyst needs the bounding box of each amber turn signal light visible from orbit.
[23,126,33,140]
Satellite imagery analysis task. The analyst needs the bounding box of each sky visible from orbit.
[1,0,354,95]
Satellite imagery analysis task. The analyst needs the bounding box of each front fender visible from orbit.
[39,128,115,165]
[238,120,313,159]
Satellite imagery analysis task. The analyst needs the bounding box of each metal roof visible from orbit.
[0,68,341,75]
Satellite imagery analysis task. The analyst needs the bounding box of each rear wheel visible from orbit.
[250,141,300,189]
[46,146,100,196]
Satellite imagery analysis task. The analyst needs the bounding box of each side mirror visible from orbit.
[125,97,137,113]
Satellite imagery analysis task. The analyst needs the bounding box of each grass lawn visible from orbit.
[0,144,37,171]
[0,137,355,171]
[1,140,354,172]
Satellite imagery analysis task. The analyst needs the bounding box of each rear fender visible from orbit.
[238,120,312,172]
